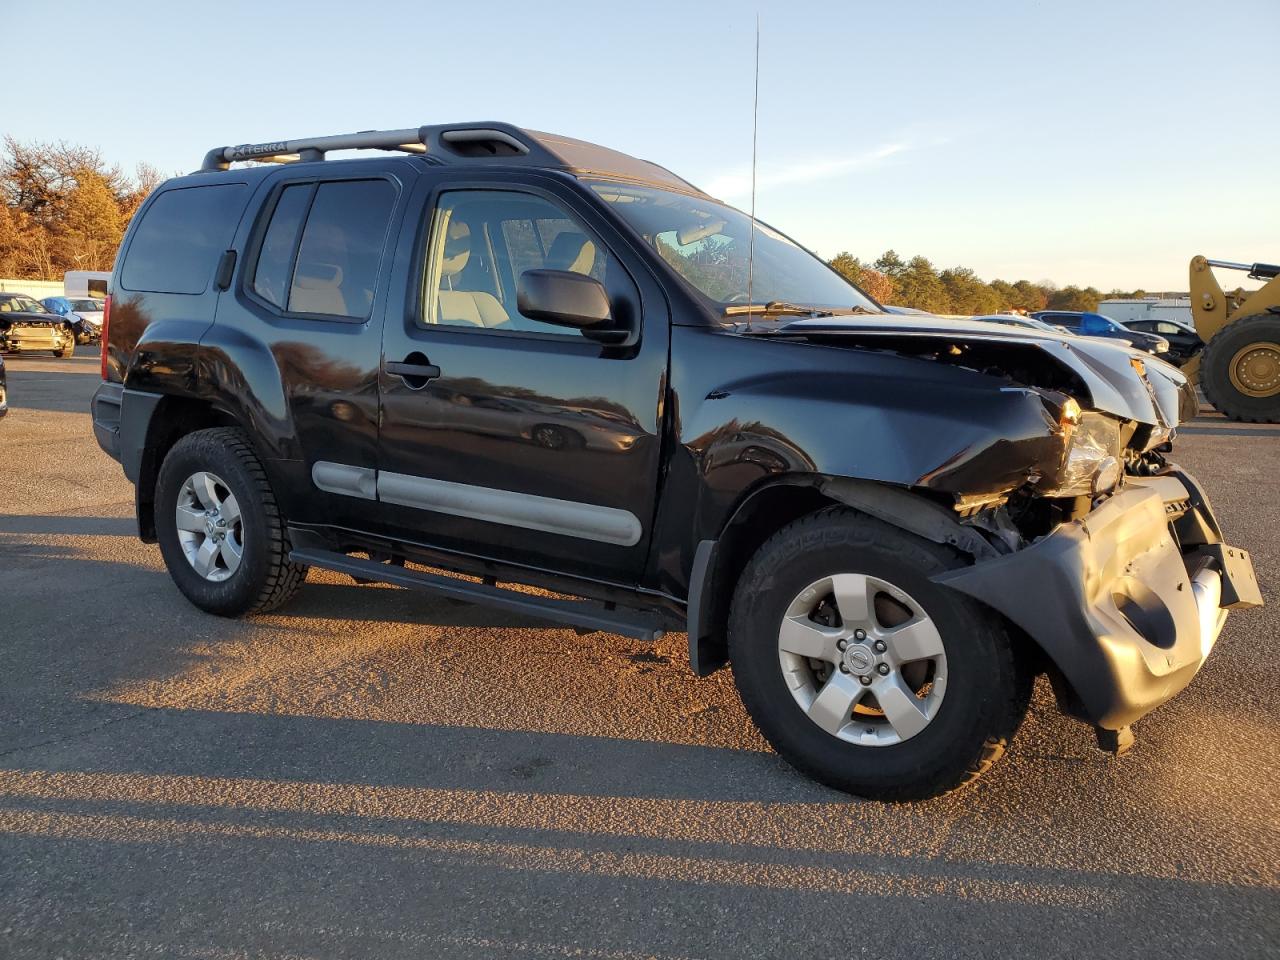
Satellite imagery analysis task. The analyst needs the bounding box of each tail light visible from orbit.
[99,295,111,380]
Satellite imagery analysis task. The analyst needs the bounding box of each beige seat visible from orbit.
[436,220,510,327]
[545,231,596,275]
[290,263,348,316]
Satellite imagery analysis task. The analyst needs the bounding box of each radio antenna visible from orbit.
[744,14,760,332]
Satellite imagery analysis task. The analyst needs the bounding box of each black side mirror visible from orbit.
[517,269,616,335]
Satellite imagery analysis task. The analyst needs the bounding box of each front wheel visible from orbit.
[155,427,307,616]
[1200,313,1280,422]
[728,507,1031,801]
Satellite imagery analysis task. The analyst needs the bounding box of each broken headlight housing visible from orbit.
[1043,410,1123,497]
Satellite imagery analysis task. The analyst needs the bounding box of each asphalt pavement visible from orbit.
[0,347,1277,959]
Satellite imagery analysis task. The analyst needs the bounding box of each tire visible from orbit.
[1200,313,1280,423]
[154,427,307,616]
[728,506,1031,801]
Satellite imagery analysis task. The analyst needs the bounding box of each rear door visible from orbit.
[371,172,670,584]
[207,160,412,530]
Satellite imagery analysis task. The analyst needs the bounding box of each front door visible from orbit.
[374,175,670,583]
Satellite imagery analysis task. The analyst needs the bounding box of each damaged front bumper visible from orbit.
[935,469,1262,731]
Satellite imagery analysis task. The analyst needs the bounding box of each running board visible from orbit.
[290,548,665,641]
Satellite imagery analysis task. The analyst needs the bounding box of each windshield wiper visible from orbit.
[722,301,879,318]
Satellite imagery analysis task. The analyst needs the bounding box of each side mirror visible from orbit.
[517,269,614,333]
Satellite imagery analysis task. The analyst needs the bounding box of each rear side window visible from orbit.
[121,184,246,294]
[252,185,311,309]
[250,178,397,319]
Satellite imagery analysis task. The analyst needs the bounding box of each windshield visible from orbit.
[587,181,878,313]
[69,299,101,311]
[0,295,49,313]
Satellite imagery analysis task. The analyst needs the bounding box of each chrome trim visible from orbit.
[312,461,376,500]
[377,471,642,547]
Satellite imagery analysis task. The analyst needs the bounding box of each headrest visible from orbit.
[546,231,595,274]
[441,219,471,277]
[294,262,343,288]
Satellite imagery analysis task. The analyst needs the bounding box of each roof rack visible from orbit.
[200,123,552,172]
[198,121,706,195]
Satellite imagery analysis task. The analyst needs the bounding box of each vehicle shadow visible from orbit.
[0,514,138,537]
[3,356,102,414]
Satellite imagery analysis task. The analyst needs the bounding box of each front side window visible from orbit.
[421,189,613,334]
[587,180,878,313]
[250,178,396,319]
[121,184,247,294]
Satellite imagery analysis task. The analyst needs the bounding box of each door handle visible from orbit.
[386,356,441,389]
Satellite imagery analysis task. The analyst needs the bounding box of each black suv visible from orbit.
[91,123,1261,800]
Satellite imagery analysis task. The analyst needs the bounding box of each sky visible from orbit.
[4,0,1277,292]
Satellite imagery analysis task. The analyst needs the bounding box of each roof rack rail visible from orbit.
[199,123,548,172]
[196,121,707,196]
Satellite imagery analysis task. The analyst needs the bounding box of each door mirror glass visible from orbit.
[517,269,612,331]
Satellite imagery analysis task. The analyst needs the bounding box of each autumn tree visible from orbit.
[827,251,895,303]
[0,138,158,279]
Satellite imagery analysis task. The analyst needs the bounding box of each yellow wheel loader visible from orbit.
[1187,256,1280,421]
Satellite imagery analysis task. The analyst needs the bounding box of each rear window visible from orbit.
[121,184,247,295]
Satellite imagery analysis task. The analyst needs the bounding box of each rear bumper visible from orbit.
[91,380,125,463]
[935,469,1261,730]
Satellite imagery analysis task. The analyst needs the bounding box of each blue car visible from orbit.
[1031,310,1170,356]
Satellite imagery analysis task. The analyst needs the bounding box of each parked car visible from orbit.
[0,354,7,419]
[1032,310,1170,355]
[69,298,106,342]
[91,122,1260,801]
[41,295,100,343]
[0,293,77,357]
[970,313,1071,334]
[1123,317,1204,366]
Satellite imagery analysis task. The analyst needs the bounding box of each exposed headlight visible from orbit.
[1152,337,1170,353]
[1041,411,1123,497]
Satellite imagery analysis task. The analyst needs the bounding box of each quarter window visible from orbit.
[252,184,311,310]
[121,184,247,295]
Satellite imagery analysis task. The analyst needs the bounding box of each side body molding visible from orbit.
[311,461,642,547]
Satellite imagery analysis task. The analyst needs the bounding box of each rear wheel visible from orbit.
[155,427,307,616]
[728,507,1031,800]
[1200,313,1280,422]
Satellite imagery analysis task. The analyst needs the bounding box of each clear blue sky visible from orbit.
[5,0,1276,291]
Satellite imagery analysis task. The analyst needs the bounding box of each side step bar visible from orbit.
[290,548,666,642]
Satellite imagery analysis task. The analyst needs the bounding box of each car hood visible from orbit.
[1,311,61,325]
[767,314,1192,430]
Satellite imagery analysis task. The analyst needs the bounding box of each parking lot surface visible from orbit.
[1,348,1277,959]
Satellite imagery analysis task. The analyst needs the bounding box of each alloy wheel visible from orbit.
[174,471,244,582]
[777,573,948,746]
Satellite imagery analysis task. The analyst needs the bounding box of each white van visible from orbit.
[64,270,112,299]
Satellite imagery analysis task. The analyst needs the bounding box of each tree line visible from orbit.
[827,251,1149,314]
[0,138,160,279]
[0,139,1147,313]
